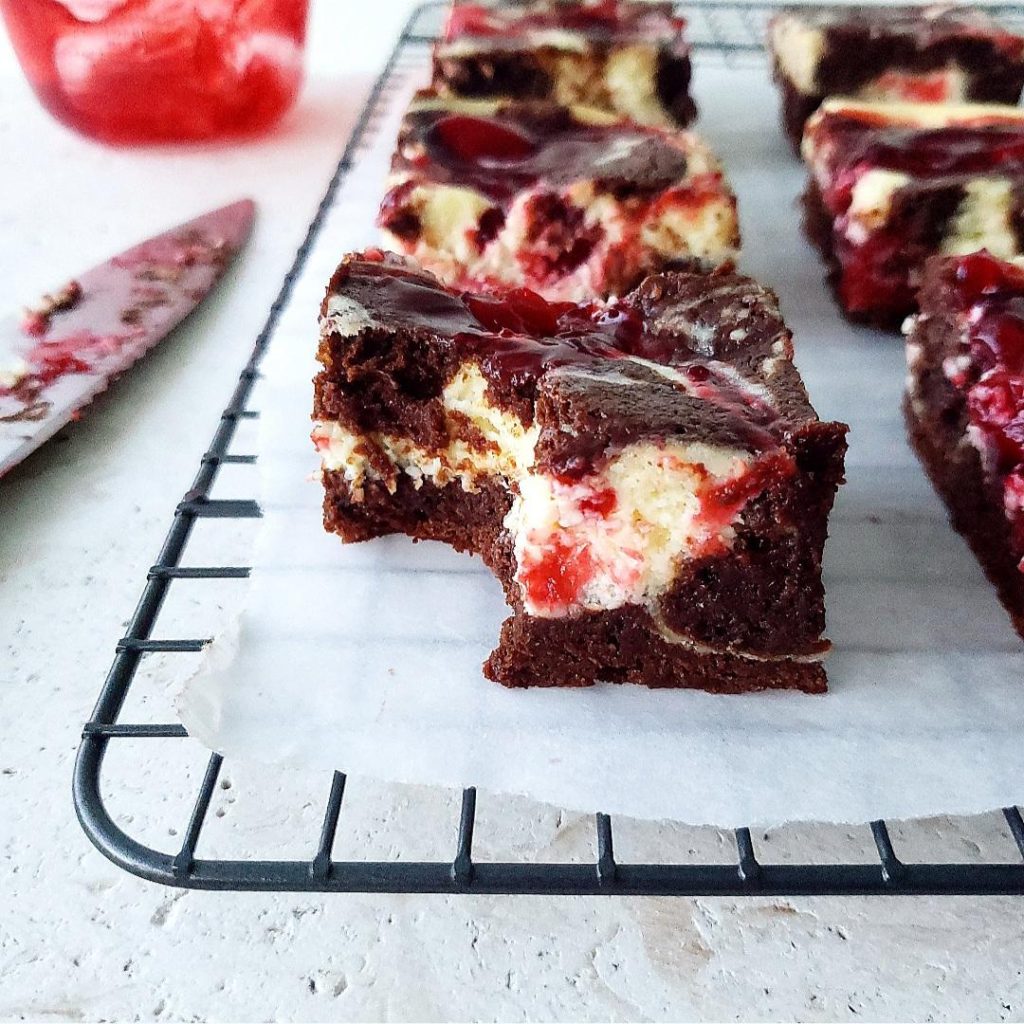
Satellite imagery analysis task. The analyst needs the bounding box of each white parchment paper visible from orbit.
[177,59,1024,827]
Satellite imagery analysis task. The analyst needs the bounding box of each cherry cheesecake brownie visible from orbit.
[313,251,848,692]
[769,5,1024,153]
[433,0,697,128]
[802,98,1024,327]
[377,92,739,303]
[905,250,1024,639]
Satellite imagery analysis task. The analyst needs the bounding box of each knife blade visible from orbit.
[0,198,255,477]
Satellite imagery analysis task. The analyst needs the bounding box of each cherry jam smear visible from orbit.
[948,251,1024,567]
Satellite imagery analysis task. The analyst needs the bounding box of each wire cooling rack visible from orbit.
[74,1,1024,896]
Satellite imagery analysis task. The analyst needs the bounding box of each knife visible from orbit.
[0,199,256,477]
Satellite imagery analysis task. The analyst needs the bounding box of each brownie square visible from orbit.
[905,250,1024,639]
[313,251,848,692]
[377,92,739,302]
[769,5,1024,153]
[433,0,696,128]
[801,98,1024,327]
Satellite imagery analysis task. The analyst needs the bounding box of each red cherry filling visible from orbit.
[823,118,1024,190]
[951,254,1024,569]
[517,450,793,613]
[577,484,617,517]
[518,535,597,614]
[516,192,604,284]
[465,287,578,337]
[955,250,1012,301]
[692,450,796,557]
[377,181,421,242]
[346,256,785,454]
[870,71,951,104]
[834,230,918,319]
[970,303,1024,376]
[953,251,1024,305]
[968,372,1024,465]
[432,115,537,163]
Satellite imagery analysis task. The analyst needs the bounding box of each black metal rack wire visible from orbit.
[74,1,1024,896]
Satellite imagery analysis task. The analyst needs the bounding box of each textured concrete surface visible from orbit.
[2,4,1024,1022]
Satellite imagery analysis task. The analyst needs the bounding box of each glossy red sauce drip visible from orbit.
[398,111,688,208]
[0,0,308,144]
[352,262,786,454]
[457,288,646,390]
[947,253,1024,568]
[466,288,578,337]
[952,251,1024,305]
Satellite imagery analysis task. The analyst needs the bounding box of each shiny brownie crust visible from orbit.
[904,260,1024,638]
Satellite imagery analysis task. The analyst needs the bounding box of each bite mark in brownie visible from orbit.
[433,0,697,128]
[904,250,1024,639]
[769,5,1024,153]
[377,93,739,303]
[801,98,1024,327]
[313,251,848,693]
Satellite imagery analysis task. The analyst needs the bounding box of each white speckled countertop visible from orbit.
[2,3,1024,1021]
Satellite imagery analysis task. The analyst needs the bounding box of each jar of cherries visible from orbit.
[1,0,310,143]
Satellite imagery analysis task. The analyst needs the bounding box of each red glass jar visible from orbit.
[1,0,309,144]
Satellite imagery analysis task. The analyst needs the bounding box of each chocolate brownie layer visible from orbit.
[377,92,739,302]
[904,252,1024,638]
[802,99,1024,327]
[906,400,1024,639]
[314,252,847,691]
[769,6,1024,153]
[323,470,511,557]
[776,78,822,158]
[485,608,827,693]
[433,0,697,128]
